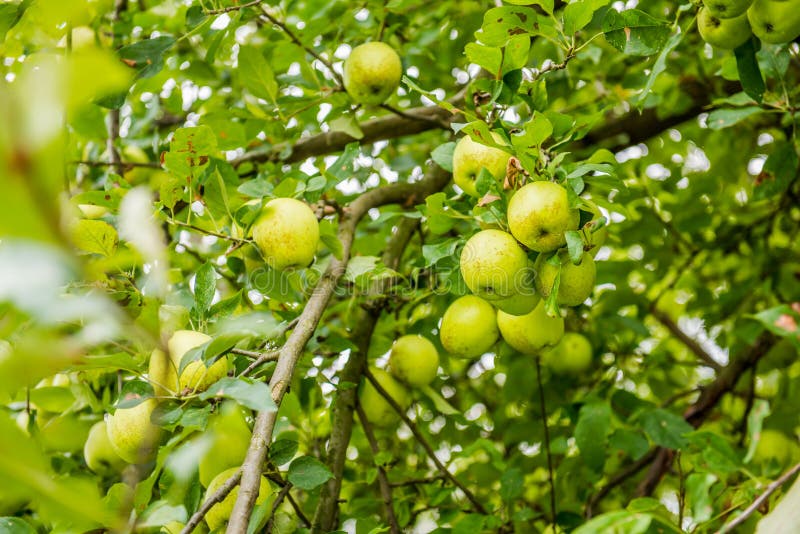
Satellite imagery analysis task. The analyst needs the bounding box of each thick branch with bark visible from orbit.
[226,166,451,533]
[313,217,420,532]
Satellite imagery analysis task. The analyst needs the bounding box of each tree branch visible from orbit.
[718,461,800,533]
[181,469,241,534]
[650,306,723,371]
[226,166,451,533]
[363,367,489,515]
[355,401,401,534]
[313,217,420,532]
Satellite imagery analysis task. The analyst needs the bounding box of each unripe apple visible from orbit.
[38,413,93,453]
[535,251,596,307]
[343,42,402,105]
[542,332,593,375]
[149,330,228,395]
[388,335,439,387]
[705,0,753,18]
[359,368,412,427]
[460,229,529,301]
[452,133,509,197]
[252,198,320,270]
[698,8,752,48]
[752,429,797,466]
[162,522,208,534]
[747,0,800,43]
[492,261,540,315]
[198,401,252,487]
[497,300,564,355]
[440,295,500,357]
[204,467,275,531]
[507,181,579,253]
[84,419,127,474]
[106,398,163,464]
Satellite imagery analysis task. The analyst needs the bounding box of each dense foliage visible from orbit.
[1,0,800,532]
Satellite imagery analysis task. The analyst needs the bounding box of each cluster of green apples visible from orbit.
[359,334,440,426]
[439,133,604,371]
[698,0,800,50]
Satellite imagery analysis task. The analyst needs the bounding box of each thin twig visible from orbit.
[379,103,451,128]
[650,306,722,371]
[238,350,281,377]
[204,0,263,15]
[265,483,292,533]
[717,461,800,533]
[181,469,241,534]
[70,160,161,169]
[168,219,251,244]
[535,356,557,525]
[585,449,659,518]
[355,401,401,534]
[258,8,343,86]
[363,367,488,515]
[389,475,446,487]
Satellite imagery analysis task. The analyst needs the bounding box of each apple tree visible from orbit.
[1,0,800,532]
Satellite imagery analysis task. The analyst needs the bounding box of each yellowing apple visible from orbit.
[747,0,800,43]
[149,330,228,395]
[343,42,403,105]
[359,368,412,427]
[84,419,127,474]
[198,402,252,487]
[452,133,509,197]
[440,295,500,357]
[535,251,596,307]
[460,229,529,301]
[106,398,163,464]
[252,198,320,270]
[706,0,753,18]
[507,181,579,253]
[204,467,274,531]
[388,335,439,387]
[698,8,752,48]
[497,300,564,355]
[542,332,593,375]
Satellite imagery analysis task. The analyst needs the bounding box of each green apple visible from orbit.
[535,251,596,307]
[84,420,127,474]
[440,295,500,357]
[452,133,509,197]
[460,229,529,301]
[497,300,564,355]
[492,261,540,315]
[204,467,274,531]
[252,198,320,270]
[507,181,580,253]
[705,0,753,18]
[542,332,593,375]
[752,429,796,465]
[698,8,752,48]
[388,335,439,387]
[162,522,208,534]
[106,398,163,464]
[343,42,402,105]
[38,413,93,453]
[199,401,252,487]
[149,330,228,395]
[359,368,412,427]
[748,0,800,43]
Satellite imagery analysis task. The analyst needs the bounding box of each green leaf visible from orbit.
[575,401,612,472]
[609,429,650,460]
[199,377,277,412]
[118,36,176,79]
[754,142,798,201]
[115,380,155,409]
[319,219,343,260]
[163,126,218,180]
[602,9,670,56]
[500,468,524,501]
[638,408,693,450]
[269,439,298,466]
[431,142,456,172]
[194,262,217,319]
[329,114,364,140]
[422,239,459,267]
[326,142,359,181]
[0,4,19,43]
[287,455,333,490]
[634,31,682,106]
[686,431,741,474]
[564,1,597,35]
[344,256,381,282]
[465,43,502,76]
[453,514,487,534]
[208,290,242,319]
[748,305,800,338]
[734,37,765,104]
[706,107,762,130]
[512,113,552,148]
[573,510,652,534]
[238,46,279,103]
[565,231,584,264]
[504,0,553,12]
[0,517,37,534]
[420,385,459,415]
[71,219,118,256]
